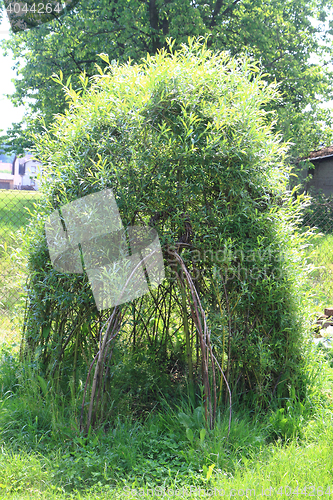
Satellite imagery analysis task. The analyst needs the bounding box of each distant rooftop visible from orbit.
[0,147,36,165]
[19,153,34,165]
[307,146,333,161]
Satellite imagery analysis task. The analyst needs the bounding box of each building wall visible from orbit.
[0,172,15,190]
[0,162,14,189]
[0,180,13,189]
[20,158,41,190]
[307,158,333,196]
[0,153,41,190]
[13,158,20,188]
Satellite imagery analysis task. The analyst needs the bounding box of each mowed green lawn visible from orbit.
[0,189,42,236]
[0,189,42,344]
[304,233,333,312]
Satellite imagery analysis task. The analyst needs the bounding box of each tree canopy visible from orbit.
[1,0,333,157]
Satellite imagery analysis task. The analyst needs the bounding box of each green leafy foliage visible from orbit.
[1,0,333,157]
[22,40,314,417]
[269,388,306,440]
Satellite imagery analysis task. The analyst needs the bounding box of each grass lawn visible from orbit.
[0,189,42,236]
[0,189,42,343]
[0,377,332,499]
[305,233,333,312]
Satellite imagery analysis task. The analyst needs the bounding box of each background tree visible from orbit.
[1,0,333,157]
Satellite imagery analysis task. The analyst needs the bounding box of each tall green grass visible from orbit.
[305,233,333,313]
[0,393,332,499]
[0,335,331,499]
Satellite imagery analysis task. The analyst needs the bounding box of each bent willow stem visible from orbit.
[167,248,232,435]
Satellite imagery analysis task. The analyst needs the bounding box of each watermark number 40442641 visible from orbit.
[3,0,80,32]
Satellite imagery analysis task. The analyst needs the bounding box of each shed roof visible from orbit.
[307,146,333,161]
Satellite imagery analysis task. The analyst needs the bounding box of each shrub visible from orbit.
[23,39,311,424]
